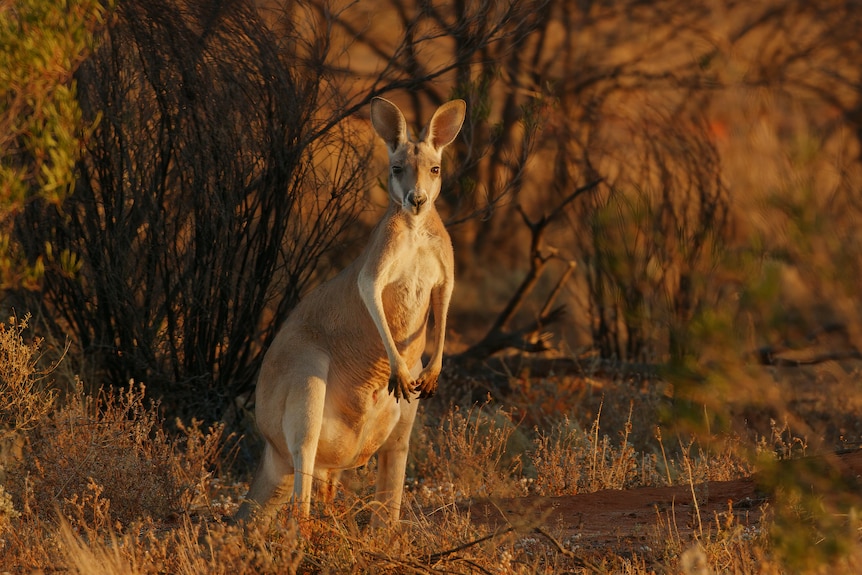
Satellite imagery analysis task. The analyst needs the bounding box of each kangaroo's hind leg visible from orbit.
[235,442,294,521]
[317,469,342,504]
[235,345,330,522]
[281,348,330,517]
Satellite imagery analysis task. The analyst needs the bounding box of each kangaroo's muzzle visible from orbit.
[405,191,427,214]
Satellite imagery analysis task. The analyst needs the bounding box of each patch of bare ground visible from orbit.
[460,450,862,553]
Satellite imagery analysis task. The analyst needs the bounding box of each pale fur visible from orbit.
[235,97,466,526]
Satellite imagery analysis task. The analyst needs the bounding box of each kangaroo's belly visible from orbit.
[315,384,402,469]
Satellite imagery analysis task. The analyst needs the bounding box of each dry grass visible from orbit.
[2,320,860,574]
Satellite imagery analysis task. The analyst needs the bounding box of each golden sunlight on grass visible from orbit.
[2,316,860,573]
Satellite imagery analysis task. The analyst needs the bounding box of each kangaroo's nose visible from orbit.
[406,191,427,212]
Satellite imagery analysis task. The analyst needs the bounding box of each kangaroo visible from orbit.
[235,97,466,526]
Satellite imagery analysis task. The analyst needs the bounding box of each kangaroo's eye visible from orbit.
[430,166,440,175]
[391,165,403,175]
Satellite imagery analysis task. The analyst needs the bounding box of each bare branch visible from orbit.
[455,180,600,362]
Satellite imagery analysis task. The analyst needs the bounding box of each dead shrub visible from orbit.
[1,313,57,534]
[6,381,223,529]
[0,314,56,442]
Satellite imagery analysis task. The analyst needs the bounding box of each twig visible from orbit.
[539,260,576,319]
[533,526,577,559]
[361,551,435,574]
[450,556,497,575]
[426,526,515,563]
[682,450,704,537]
[533,526,599,571]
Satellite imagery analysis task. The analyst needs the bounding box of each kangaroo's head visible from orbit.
[371,97,466,215]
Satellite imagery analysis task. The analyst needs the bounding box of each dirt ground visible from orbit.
[461,450,862,553]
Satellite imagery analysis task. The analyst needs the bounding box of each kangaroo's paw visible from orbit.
[414,369,439,399]
[388,368,414,403]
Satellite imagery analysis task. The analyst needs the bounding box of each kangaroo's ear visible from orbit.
[426,99,466,150]
[371,97,408,153]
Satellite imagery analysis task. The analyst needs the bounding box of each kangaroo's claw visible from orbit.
[414,371,439,399]
[388,372,413,403]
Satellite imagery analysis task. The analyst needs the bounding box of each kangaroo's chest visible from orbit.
[383,264,435,308]
[381,242,443,331]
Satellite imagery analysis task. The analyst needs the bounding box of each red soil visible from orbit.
[462,450,862,552]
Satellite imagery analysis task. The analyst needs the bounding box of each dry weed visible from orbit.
[59,518,142,575]
[411,402,528,501]
[531,403,664,495]
[0,375,225,571]
[8,381,222,527]
[0,313,56,442]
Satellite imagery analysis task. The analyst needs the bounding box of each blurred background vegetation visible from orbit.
[1,0,862,570]
[3,0,860,429]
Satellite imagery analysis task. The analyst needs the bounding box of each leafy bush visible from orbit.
[0,0,108,290]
